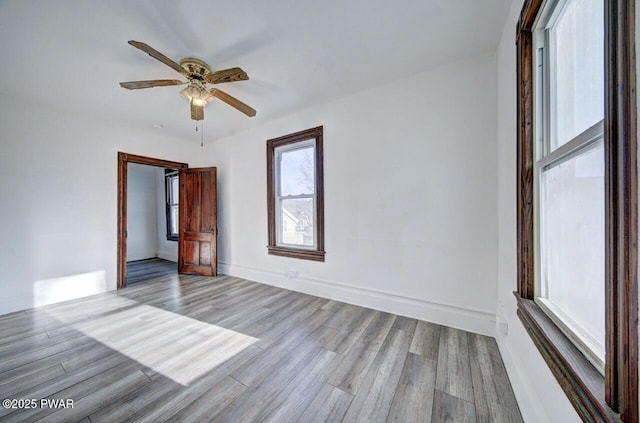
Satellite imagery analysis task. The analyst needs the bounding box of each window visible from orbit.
[267,126,325,261]
[534,0,605,370]
[516,0,637,421]
[165,169,179,241]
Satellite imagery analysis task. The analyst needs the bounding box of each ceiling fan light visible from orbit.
[201,90,214,105]
[188,85,202,99]
[180,84,214,105]
[180,85,198,101]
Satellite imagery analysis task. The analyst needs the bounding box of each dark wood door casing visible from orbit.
[117,152,188,289]
[179,167,217,276]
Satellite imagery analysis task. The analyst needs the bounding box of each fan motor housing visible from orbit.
[180,58,212,79]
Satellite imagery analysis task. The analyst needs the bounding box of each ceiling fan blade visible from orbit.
[128,40,186,75]
[204,67,249,84]
[119,79,184,90]
[191,102,204,121]
[211,88,256,117]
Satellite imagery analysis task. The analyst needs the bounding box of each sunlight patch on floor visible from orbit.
[45,295,258,386]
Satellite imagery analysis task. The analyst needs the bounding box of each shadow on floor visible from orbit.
[126,258,177,284]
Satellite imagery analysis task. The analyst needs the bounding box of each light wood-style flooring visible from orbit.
[0,274,523,422]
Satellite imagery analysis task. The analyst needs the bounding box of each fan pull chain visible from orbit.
[201,120,204,147]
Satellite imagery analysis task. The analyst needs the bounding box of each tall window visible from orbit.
[534,0,605,370]
[267,126,325,261]
[516,0,637,421]
[165,169,179,241]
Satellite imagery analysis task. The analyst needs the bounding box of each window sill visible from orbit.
[267,246,325,262]
[166,236,178,242]
[514,292,617,422]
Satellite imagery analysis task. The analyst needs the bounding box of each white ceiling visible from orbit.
[0,0,511,141]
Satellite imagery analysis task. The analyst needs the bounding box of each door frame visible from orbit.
[117,152,188,289]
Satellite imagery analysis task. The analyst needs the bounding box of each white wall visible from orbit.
[206,52,500,336]
[125,164,179,263]
[494,1,582,422]
[155,167,179,262]
[0,96,198,314]
[126,163,158,261]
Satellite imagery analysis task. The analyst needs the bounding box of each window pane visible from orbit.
[540,138,604,357]
[171,176,179,205]
[279,198,314,247]
[170,205,179,235]
[279,146,315,196]
[551,0,604,149]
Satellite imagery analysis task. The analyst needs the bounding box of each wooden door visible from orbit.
[179,167,217,276]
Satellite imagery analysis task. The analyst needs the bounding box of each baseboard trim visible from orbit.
[219,261,496,336]
[157,251,178,262]
[126,250,157,262]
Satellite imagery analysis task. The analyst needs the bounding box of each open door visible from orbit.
[179,167,217,276]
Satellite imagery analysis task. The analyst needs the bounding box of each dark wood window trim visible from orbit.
[515,293,618,421]
[165,169,179,242]
[266,126,325,262]
[117,152,188,289]
[516,1,638,422]
[516,0,539,301]
[604,0,638,418]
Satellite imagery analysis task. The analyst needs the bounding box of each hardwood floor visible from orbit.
[0,274,523,422]
[126,258,177,285]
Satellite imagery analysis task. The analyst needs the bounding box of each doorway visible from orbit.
[117,152,188,288]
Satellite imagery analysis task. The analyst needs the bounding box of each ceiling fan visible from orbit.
[119,40,256,122]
